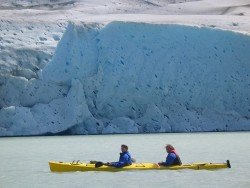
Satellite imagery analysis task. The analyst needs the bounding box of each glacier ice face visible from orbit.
[0,21,250,136]
[0,20,65,79]
[41,22,101,84]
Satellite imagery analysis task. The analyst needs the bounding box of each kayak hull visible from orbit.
[49,160,230,172]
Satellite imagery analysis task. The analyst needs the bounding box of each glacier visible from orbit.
[0,21,250,136]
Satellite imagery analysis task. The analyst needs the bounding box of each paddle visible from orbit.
[95,161,109,168]
[93,158,136,168]
[131,158,136,163]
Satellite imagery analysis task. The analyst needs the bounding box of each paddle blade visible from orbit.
[131,158,136,163]
[95,162,104,168]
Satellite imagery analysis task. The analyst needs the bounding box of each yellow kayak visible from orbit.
[49,160,231,172]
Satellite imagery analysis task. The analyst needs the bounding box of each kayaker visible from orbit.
[106,144,132,168]
[158,144,182,166]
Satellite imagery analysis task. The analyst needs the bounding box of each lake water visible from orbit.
[0,132,250,188]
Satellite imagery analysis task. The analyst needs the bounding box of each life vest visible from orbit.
[169,149,182,165]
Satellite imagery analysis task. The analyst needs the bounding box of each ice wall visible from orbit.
[0,22,250,136]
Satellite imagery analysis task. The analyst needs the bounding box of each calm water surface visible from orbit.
[0,132,250,188]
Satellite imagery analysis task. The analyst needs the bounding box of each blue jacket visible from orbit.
[111,151,132,168]
[162,153,181,166]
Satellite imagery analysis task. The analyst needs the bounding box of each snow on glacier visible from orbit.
[0,21,250,136]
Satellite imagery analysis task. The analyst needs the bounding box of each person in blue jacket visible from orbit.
[158,144,182,166]
[107,144,132,168]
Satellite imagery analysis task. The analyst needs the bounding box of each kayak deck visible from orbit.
[49,160,231,172]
